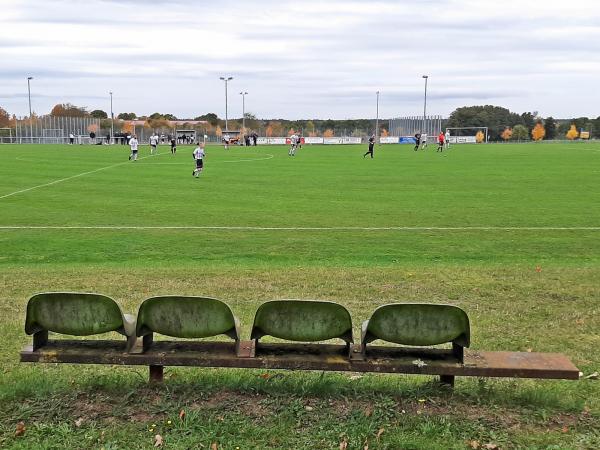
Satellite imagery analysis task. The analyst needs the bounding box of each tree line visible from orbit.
[446,105,599,141]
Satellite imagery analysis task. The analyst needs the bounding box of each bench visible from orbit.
[20,293,580,387]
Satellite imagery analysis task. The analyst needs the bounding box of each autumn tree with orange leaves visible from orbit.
[565,124,578,140]
[531,122,546,141]
[0,107,11,128]
[501,127,513,141]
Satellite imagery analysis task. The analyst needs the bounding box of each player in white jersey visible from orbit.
[420,133,428,150]
[128,135,139,161]
[445,130,451,149]
[223,134,230,150]
[288,134,298,156]
[149,133,159,155]
[192,143,205,177]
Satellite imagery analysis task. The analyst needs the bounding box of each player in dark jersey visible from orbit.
[363,134,375,158]
[170,136,177,155]
[414,133,421,151]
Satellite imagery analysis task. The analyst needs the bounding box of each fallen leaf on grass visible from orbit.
[210,443,218,450]
[305,406,314,412]
[376,428,385,441]
[468,440,481,449]
[15,421,26,437]
[339,438,348,449]
[179,409,186,420]
[74,417,84,427]
[154,434,163,447]
[260,373,271,379]
[364,405,373,417]
[482,444,499,450]
[363,438,369,450]
[561,426,569,433]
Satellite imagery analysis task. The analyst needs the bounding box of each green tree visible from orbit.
[512,124,529,141]
[520,112,535,132]
[117,112,137,120]
[90,109,107,119]
[194,113,219,126]
[446,105,523,141]
[557,121,571,137]
[544,117,557,140]
[592,116,600,138]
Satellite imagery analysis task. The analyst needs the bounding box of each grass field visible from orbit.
[0,142,599,449]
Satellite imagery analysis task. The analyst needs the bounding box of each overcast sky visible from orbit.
[1,0,599,120]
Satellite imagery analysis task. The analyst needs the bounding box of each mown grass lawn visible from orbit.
[0,142,599,448]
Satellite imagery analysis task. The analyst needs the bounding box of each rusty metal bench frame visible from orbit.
[20,339,579,385]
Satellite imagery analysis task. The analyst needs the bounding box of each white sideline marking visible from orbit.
[3,153,274,199]
[1,153,164,200]
[0,226,598,231]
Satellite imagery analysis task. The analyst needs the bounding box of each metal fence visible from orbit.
[13,116,101,144]
[388,115,444,139]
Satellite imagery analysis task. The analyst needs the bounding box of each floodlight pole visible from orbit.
[375,91,380,144]
[109,91,114,144]
[220,76,233,131]
[27,77,33,142]
[422,75,429,134]
[240,91,248,139]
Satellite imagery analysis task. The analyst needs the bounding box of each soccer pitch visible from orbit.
[1,142,600,267]
[1,142,599,448]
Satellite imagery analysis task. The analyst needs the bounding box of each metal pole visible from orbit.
[220,76,233,131]
[375,91,379,144]
[110,91,114,144]
[225,81,228,131]
[27,77,33,141]
[240,91,247,141]
[422,75,428,134]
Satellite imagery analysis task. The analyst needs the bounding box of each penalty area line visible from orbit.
[0,153,165,200]
[0,226,599,231]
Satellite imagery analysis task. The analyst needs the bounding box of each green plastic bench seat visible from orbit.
[250,300,353,345]
[361,303,470,361]
[25,292,136,351]
[136,296,240,351]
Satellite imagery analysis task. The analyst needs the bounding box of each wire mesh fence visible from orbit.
[388,115,445,138]
[13,116,101,144]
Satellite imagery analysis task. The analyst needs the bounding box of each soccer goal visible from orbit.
[0,128,15,144]
[445,127,488,144]
[42,128,65,144]
[175,129,196,144]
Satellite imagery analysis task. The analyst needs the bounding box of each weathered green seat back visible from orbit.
[364,303,470,347]
[25,292,126,336]
[136,296,238,340]
[251,300,353,343]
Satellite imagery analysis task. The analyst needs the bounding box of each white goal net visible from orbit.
[445,127,488,144]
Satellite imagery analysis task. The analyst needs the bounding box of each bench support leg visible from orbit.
[33,330,48,351]
[149,365,164,383]
[439,375,455,387]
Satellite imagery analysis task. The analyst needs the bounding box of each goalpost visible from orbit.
[0,128,15,144]
[42,128,64,144]
[175,129,196,144]
[445,127,488,144]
